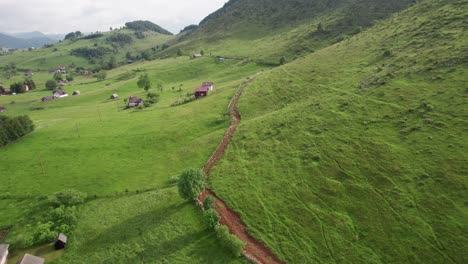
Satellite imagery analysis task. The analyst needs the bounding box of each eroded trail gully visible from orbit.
[198,75,285,264]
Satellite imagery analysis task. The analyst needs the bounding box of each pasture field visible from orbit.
[210,0,468,263]
[0,56,266,262]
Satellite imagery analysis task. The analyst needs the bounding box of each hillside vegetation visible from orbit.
[210,0,468,262]
[169,0,414,63]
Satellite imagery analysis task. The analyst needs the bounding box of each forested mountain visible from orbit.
[0,32,55,49]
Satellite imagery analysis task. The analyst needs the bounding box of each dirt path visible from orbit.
[199,75,285,264]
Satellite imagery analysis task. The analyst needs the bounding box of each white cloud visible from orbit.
[0,0,226,34]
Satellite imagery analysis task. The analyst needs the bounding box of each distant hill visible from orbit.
[124,20,173,35]
[0,32,56,48]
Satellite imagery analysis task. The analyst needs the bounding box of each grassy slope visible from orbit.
[167,0,414,63]
[0,57,266,262]
[0,29,174,71]
[210,0,468,263]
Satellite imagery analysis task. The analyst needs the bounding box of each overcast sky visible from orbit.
[0,0,226,34]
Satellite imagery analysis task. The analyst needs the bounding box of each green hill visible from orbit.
[210,0,467,262]
[169,0,415,63]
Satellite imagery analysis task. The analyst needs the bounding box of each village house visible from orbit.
[202,82,214,91]
[17,253,45,264]
[0,106,6,112]
[127,96,144,107]
[0,244,9,264]
[194,87,209,98]
[192,53,203,59]
[72,90,80,96]
[23,84,30,92]
[54,233,67,250]
[24,71,33,77]
[111,94,119,99]
[53,90,68,98]
[49,65,66,74]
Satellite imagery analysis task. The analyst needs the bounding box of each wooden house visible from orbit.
[72,90,80,96]
[194,87,209,98]
[0,244,9,264]
[54,233,67,250]
[53,90,68,98]
[16,254,44,264]
[127,96,144,107]
[192,53,203,59]
[202,82,214,91]
[41,96,55,102]
[111,94,119,99]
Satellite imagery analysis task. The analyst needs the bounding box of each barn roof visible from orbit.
[17,254,45,264]
[57,233,67,243]
[128,96,143,103]
[54,90,67,95]
[0,244,9,258]
[195,87,209,92]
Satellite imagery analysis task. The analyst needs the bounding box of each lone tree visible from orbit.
[94,71,107,81]
[178,168,206,201]
[137,74,151,91]
[45,79,58,90]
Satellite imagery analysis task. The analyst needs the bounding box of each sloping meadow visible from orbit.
[210,0,468,262]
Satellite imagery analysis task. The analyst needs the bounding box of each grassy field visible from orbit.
[210,0,468,263]
[0,56,266,262]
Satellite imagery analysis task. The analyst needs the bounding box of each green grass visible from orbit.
[210,0,468,263]
[0,56,266,262]
[49,188,247,264]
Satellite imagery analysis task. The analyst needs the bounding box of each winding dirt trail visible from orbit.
[199,75,285,264]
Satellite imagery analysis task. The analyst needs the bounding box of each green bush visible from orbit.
[32,222,56,244]
[177,168,206,201]
[203,196,216,210]
[49,189,87,206]
[203,208,220,230]
[215,225,246,257]
[45,79,57,90]
[0,115,35,147]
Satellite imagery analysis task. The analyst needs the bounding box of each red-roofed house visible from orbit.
[194,87,209,98]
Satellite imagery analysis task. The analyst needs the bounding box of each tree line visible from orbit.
[0,115,34,147]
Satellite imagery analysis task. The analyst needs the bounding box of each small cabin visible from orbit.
[24,71,33,77]
[54,233,67,250]
[111,94,119,99]
[127,96,144,107]
[194,87,209,98]
[0,106,5,113]
[17,254,45,264]
[53,90,68,98]
[72,90,80,96]
[192,53,203,59]
[0,244,9,264]
[202,82,214,91]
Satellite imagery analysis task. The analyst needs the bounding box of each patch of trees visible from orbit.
[125,20,173,35]
[45,80,58,90]
[12,189,86,248]
[9,79,36,93]
[178,168,206,201]
[64,31,83,40]
[0,115,34,147]
[71,46,112,58]
[82,33,104,40]
[94,71,107,81]
[107,33,133,46]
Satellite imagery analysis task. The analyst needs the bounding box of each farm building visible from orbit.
[192,53,203,59]
[17,254,44,264]
[24,71,33,77]
[58,80,67,86]
[194,87,209,98]
[54,233,67,250]
[72,90,80,96]
[0,106,5,112]
[202,82,214,91]
[41,96,55,102]
[127,96,144,107]
[49,65,66,74]
[53,90,68,98]
[23,84,29,92]
[0,244,9,264]
[111,94,119,99]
